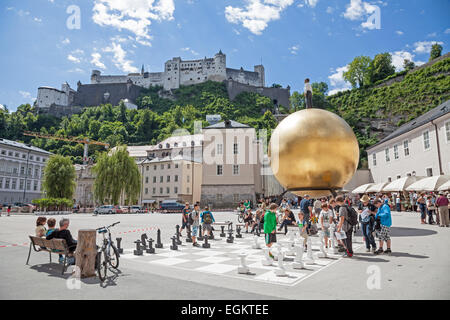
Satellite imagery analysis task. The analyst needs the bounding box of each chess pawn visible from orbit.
[133,240,143,256]
[304,237,315,265]
[202,234,210,248]
[116,237,123,254]
[292,243,304,269]
[170,236,178,251]
[237,253,250,274]
[262,247,273,266]
[275,251,287,277]
[286,240,296,256]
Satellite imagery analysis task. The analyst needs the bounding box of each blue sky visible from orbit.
[0,0,449,111]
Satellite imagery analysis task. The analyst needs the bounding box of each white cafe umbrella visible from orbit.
[366,182,390,193]
[383,176,426,192]
[352,183,374,194]
[406,175,450,192]
[437,179,450,191]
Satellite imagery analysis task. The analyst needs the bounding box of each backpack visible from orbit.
[345,205,358,226]
[203,212,212,224]
[188,212,195,225]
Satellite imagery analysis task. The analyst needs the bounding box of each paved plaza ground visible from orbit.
[0,210,449,300]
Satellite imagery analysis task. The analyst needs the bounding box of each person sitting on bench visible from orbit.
[244,209,254,233]
[278,208,296,234]
[46,218,77,264]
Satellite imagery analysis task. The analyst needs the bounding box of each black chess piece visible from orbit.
[220,226,226,237]
[175,225,182,245]
[209,230,214,240]
[146,238,155,254]
[116,237,123,254]
[186,225,193,243]
[226,229,234,244]
[134,240,143,256]
[236,226,243,238]
[202,234,210,248]
[170,236,178,250]
[198,225,204,241]
[155,229,163,249]
[141,233,148,250]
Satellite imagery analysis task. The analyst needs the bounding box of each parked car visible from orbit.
[94,205,117,215]
[129,205,142,213]
[118,206,129,214]
[159,200,185,213]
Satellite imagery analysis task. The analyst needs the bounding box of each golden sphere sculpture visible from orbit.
[269,108,359,198]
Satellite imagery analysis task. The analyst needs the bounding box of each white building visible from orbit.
[367,100,450,183]
[0,139,51,204]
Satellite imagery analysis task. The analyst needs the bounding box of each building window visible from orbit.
[233,194,239,202]
[175,164,179,168]
[233,143,238,154]
[393,145,399,160]
[217,144,223,155]
[423,131,430,150]
[187,187,190,193]
[385,148,390,162]
[27,181,31,190]
[166,187,170,194]
[167,175,170,182]
[187,164,190,169]
[372,153,376,166]
[216,194,223,201]
[12,179,17,190]
[426,168,433,177]
[146,166,149,171]
[154,165,157,170]
[160,176,163,183]
[168,164,171,169]
[160,187,163,194]
[152,188,156,194]
[145,188,148,195]
[5,178,10,189]
[153,176,156,183]
[403,140,410,156]
[217,165,223,176]
[175,175,178,182]
[174,187,178,194]
[19,179,24,190]
[161,164,165,169]
[145,177,149,183]
[445,121,450,143]
[233,165,239,175]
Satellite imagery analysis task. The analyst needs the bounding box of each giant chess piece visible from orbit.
[236,226,242,238]
[116,237,123,254]
[133,240,143,256]
[304,237,315,265]
[141,233,148,251]
[288,230,295,242]
[328,224,338,254]
[170,236,178,251]
[262,247,273,266]
[220,226,226,238]
[237,253,250,274]
[275,248,287,277]
[255,223,261,237]
[186,226,193,243]
[175,225,182,245]
[155,229,163,249]
[286,238,296,256]
[209,229,215,240]
[315,230,328,259]
[202,234,210,248]
[198,225,204,241]
[146,238,155,254]
[292,241,305,269]
[252,235,261,249]
[226,229,234,244]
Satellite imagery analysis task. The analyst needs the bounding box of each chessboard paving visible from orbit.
[120,234,363,287]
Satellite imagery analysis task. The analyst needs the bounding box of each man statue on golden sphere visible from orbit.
[268,97,359,197]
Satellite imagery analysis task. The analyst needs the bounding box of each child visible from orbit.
[35,217,47,237]
[319,203,334,249]
[263,203,278,259]
[297,212,308,249]
[201,206,215,238]
[244,209,254,233]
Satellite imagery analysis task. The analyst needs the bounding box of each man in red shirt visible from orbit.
[436,192,449,227]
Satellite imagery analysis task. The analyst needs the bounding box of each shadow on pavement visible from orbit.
[390,227,437,237]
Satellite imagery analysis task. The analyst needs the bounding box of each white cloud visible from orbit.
[326,6,334,14]
[104,42,138,73]
[67,55,81,63]
[91,52,106,69]
[298,0,319,8]
[413,41,444,54]
[19,91,31,99]
[289,44,299,55]
[427,32,437,38]
[67,49,84,63]
[328,65,352,95]
[92,0,175,46]
[391,51,414,72]
[445,28,450,34]
[68,68,86,74]
[34,17,42,23]
[343,0,379,29]
[181,47,199,56]
[225,0,294,35]
[395,30,403,35]
[62,38,70,45]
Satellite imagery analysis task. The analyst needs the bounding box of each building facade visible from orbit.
[0,139,51,204]
[200,120,263,208]
[367,100,450,183]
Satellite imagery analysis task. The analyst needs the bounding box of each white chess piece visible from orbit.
[315,230,328,259]
[292,242,304,269]
[237,253,250,274]
[275,250,287,277]
[286,239,296,256]
[288,230,295,242]
[304,237,315,265]
[252,235,261,249]
[262,247,273,266]
[329,224,339,254]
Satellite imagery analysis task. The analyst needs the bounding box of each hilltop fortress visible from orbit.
[36,50,290,117]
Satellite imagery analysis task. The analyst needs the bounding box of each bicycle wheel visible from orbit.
[97,250,107,282]
[108,244,120,269]
[238,214,244,223]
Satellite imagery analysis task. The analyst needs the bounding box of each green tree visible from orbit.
[92,145,141,205]
[42,155,76,199]
[290,91,303,111]
[343,56,372,88]
[403,59,415,71]
[369,53,395,84]
[430,43,443,61]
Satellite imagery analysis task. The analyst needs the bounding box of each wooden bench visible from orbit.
[26,236,70,275]
[213,221,233,231]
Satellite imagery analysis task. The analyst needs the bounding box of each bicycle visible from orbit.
[96,221,120,282]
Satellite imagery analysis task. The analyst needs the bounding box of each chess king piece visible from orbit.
[155,229,163,249]
[304,237,315,265]
[186,226,193,243]
[275,250,287,277]
[146,238,155,254]
[175,225,182,245]
[237,253,250,274]
[116,237,123,254]
[170,236,178,251]
[262,247,273,266]
[226,229,234,243]
[292,242,305,269]
[133,240,143,256]
[198,225,204,241]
